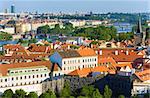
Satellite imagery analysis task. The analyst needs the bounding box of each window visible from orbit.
[16,77,18,80]
[0,79,2,82]
[24,76,26,79]
[41,74,43,77]
[5,79,7,82]
[33,75,35,78]
[20,77,22,79]
[64,61,66,64]
[45,74,47,77]
[37,75,39,78]
[12,77,14,80]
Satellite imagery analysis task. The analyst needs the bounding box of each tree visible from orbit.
[144,93,150,98]
[92,89,103,98]
[46,89,56,98]
[29,38,37,44]
[77,96,88,98]
[80,85,95,97]
[14,89,26,98]
[37,25,50,34]
[104,85,112,98]
[27,92,38,98]
[118,95,125,98]
[60,81,71,97]
[39,92,50,98]
[0,32,12,41]
[2,89,13,98]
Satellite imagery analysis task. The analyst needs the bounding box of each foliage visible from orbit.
[0,32,12,41]
[70,45,80,49]
[27,92,38,98]
[77,96,89,98]
[60,81,71,97]
[2,84,125,98]
[116,32,134,41]
[37,24,117,41]
[29,38,37,44]
[46,89,56,98]
[37,23,73,35]
[118,95,125,98]
[39,92,51,98]
[104,85,112,98]
[73,26,117,41]
[14,89,26,98]
[80,85,95,97]
[144,93,150,98]
[2,89,13,98]
[80,85,102,98]
[18,39,28,44]
[37,25,50,34]
[0,51,4,55]
[92,89,103,98]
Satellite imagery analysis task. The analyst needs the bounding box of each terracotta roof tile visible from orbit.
[134,69,150,82]
[77,48,96,56]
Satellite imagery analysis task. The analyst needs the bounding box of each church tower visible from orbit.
[134,17,146,46]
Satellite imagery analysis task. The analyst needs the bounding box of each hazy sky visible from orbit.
[0,0,150,13]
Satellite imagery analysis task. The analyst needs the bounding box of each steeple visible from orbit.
[136,17,142,34]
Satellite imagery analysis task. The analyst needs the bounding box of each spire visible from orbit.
[136,17,142,34]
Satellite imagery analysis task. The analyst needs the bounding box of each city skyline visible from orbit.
[0,0,150,14]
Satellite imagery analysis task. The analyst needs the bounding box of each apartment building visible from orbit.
[50,48,98,74]
[0,61,51,95]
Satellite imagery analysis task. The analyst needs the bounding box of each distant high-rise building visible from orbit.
[4,9,8,13]
[11,4,15,13]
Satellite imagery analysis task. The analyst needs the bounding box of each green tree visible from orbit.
[104,85,112,98]
[2,89,13,98]
[29,38,37,44]
[144,93,150,98]
[37,25,50,34]
[27,92,38,98]
[92,89,103,98]
[18,39,28,44]
[118,95,125,98]
[46,89,56,98]
[39,92,50,98]
[77,96,88,98]
[14,89,26,98]
[60,81,71,98]
[80,85,95,97]
[0,32,12,41]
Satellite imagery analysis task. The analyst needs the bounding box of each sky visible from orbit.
[0,0,150,13]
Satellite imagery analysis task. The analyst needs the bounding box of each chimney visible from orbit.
[126,50,129,55]
[99,50,102,55]
[95,50,98,54]
[115,50,118,55]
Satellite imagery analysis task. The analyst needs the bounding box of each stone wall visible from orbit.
[42,78,64,94]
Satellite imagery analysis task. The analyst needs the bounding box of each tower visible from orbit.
[11,4,15,13]
[134,17,143,46]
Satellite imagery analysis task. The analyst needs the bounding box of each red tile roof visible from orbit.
[77,48,96,56]
[96,48,143,63]
[68,65,116,77]
[134,69,150,82]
